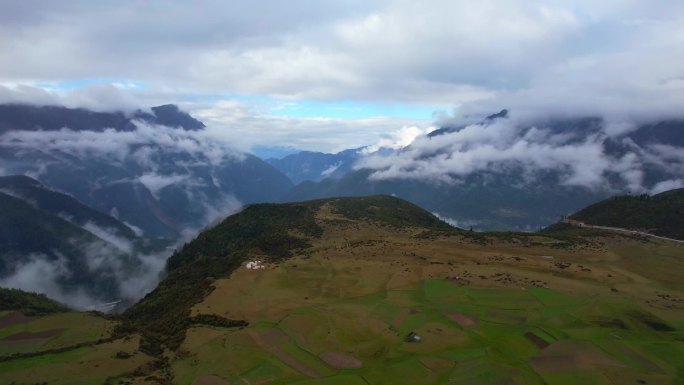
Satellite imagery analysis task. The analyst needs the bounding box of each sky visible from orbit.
[1,0,683,153]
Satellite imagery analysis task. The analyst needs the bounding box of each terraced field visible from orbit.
[179,278,683,385]
[172,203,684,385]
[2,197,683,384]
[0,311,157,385]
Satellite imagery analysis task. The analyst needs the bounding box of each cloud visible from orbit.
[0,254,97,310]
[2,1,682,153]
[0,1,681,119]
[650,179,684,195]
[81,222,134,254]
[0,84,142,112]
[194,99,431,153]
[321,162,341,178]
[356,115,680,192]
[363,125,434,153]
[138,173,188,199]
[0,119,244,163]
[0,233,177,310]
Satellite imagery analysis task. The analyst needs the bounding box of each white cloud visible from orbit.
[0,1,681,116]
[0,1,683,162]
[320,162,341,177]
[194,99,431,153]
[138,173,188,199]
[0,254,96,310]
[357,115,681,191]
[0,120,244,163]
[363,125,434,153]
[651,179,684,195]
[82,222,134,254]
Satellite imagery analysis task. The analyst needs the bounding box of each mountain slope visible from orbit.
[125,196,456,350]
[120,195,684,385]
[0,103,293,238]
[569,188,684,240]
[3,195,684,384]
[266,148,361,184]
[0,175,138,241]
[0,191,140,305]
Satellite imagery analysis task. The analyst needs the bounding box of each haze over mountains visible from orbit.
[1,101,682,310]
[0,175,172,309]
[279,111,684,230]
[0,103,293,308]
[0,103,293,238]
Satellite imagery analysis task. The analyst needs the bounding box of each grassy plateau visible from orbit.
[1,196,683,384]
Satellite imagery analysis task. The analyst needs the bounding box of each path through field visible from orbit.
[563,219,684,244]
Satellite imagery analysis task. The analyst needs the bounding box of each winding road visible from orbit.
[562,219,684,244]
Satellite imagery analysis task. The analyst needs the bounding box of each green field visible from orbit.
[173,280,684,385]
[2,197,684,384]
[0,311,157,384]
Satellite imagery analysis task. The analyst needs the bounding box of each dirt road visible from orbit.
[562,219,684,244]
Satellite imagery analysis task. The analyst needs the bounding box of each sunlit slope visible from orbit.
[124,196,454,351]
[123,195,684,385]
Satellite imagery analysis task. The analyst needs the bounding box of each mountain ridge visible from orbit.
[0,103,204,133]
[568,188,684,240]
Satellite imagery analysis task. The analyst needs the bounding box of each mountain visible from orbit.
[0,175,139,242]
[0,190,139,304]
[266,148,362,184]
[2,195,677,384]
[284,115,684,231]
[0,176,181,309]
[0,103,204,133]
[568,188,684,240]
[0,103,293,238]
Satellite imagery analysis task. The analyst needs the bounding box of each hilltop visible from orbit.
[124,196,455,351]
[569,188,684,240]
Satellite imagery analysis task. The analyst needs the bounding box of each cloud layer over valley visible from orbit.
[357,114,684,194]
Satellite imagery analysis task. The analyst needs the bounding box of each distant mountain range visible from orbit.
[0,103,293,238]
[266,148,362,184]
[277,113,684,230]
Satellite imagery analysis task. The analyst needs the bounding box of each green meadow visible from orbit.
[174,280,684,385]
